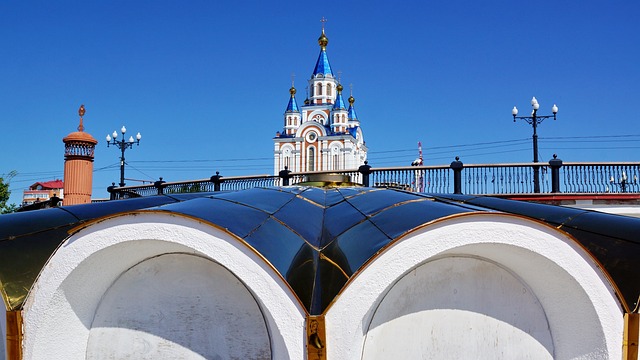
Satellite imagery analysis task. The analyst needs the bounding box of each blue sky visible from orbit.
[1,0,639,205]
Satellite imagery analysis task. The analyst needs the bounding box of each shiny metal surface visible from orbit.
[313,50,333,76]
[1,187,639,315]
[333,91,346,110]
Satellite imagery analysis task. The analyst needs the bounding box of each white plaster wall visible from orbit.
[362,256,553,359]
[86,253,270,359]
[22,214,306,360]
[326,214,624,360]
[1,309,5,360]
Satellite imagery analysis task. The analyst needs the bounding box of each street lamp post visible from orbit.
[512,97,558,193]
[106,126,142,187]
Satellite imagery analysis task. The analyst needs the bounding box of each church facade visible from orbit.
[273,28,367,174]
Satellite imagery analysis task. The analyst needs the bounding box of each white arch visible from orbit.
[329,142,344,170]
[22,213,306,360]
[325,214,623,359]
[304,111,329,128]
[280,144,294,171]
[296,121,327,138]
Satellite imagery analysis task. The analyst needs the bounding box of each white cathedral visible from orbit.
[273,27,367,174]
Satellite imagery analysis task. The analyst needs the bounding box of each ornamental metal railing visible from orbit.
[107,158,640,200]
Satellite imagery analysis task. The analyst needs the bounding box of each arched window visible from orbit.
[308,147,315,171]
[327,84,332,96]
[317,83,322,96]
[284,156,290,170]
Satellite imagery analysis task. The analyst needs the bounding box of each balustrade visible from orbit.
[107,158,640,199]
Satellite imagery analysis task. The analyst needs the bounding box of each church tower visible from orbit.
[63,105,97,205]
[274,23,367,174]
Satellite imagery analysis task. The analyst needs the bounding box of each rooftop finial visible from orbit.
[290,72,297,96]
[77,104,85,132]
[337,70,342,84]
[318,17,329,49]
[348,84,355,105]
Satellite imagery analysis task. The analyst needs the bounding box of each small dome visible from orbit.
[63,130,97,145]
[64,104,98,145]
[348,95,355,105]
[337,84,343,92]
[318,30,328,49]
[290,86,296,96]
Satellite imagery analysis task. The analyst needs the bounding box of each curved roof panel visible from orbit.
[1,187,639,314]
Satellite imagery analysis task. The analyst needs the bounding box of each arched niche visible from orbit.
[22,214,305,359]
[86,253,270,359]
[326,214,623,359]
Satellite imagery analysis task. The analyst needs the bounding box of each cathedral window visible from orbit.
[308,147,316,171]
[317,83,322,96]
[327,84,332,96]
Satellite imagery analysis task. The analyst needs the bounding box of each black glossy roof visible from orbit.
[1,187,639,314]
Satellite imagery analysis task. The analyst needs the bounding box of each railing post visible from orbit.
[358,161,372,187]
[107,183,117,200]
[210,172,223,191]
[154,177,166,195]
[549,154,563,193]
[49,195,62,207]
[450,156,464,194]
[279,167,292,186]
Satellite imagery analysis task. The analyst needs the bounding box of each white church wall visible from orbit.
[22,214,306,360]
[325,214,624,359]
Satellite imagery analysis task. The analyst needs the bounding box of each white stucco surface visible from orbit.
[362,256,553,359]
[326,214,624,359]
[22,213,306,360]
[86,253,270,359]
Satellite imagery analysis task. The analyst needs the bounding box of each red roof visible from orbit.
[30,180,64,190]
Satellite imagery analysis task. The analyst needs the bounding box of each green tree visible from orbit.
[1,171,18,214]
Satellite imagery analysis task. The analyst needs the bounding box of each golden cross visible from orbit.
[291,72,295,87]
[320,17,327,31]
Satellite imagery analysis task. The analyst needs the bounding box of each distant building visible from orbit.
[21,180,63,206]
[274,27,367,174]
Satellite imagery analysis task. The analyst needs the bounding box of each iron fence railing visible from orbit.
[561,162,640,194]
[461,163,548,195]
[107,159,640,199]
